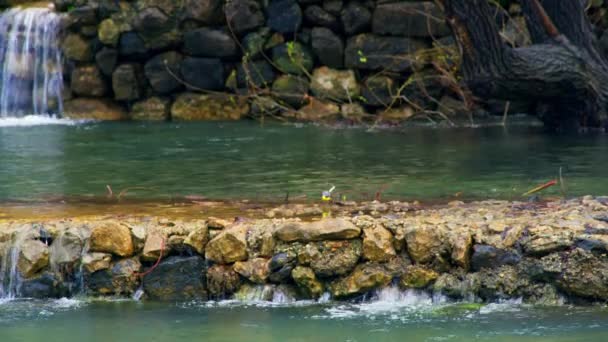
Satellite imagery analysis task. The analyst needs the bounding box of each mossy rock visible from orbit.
[272,42,314,75]
[171,93,250,121]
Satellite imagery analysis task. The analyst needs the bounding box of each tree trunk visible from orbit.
[438,0,608,131]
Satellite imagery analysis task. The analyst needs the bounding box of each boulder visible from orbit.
[470,245,521,271]
[95,48,118,76]
[130,97,170,121]
[118,32,148,59]
[224,0,265,34]
[345,34,428,72]
[184,224,209,255]
[206,264,241,298]
[266,0,302,34]
[89,222,134,257]
[181,0,223,24]
[141,231,166,262]
[233,258,270,284]
[294,99,340,121]
[143,256,207,301]
[522,232,573,256]
[291,266,324,299]
[304,6,339,31]
[275,218,361,242]
[144,51,183,95]
[372,2,450,38]
[63,98,127,121]
[205,224,249,264]
[183,28,238,57]
[450,233,473,270]
[49,227,87,267]
[180,57,224,91]
[87,258,141,295]
[17,240,49,278]
[310,67,359,101]
[271,75,309,108]
[81,252,112,273]
[71,65,108,98]
[237,60,276,88]
[405,227,447,265]
[399,266,439,289]
[62,33,92,62]
[341,2,371,35]
[98,18,120,46]
[20,272,67,299]
[362,226,396,262]
[242,28,272,58]
[362,75,397,107]
[132,7,169,34]
[112,64,144,101]
[305,239,362,278]
[171,93,250,120]
[311,27,343,69]
[272,42,314,75]
[329,263,392,298]
[553,249,608,300]
[268,252,296,283]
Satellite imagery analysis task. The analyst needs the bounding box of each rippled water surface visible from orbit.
[0,294,607,342]
[1,119,607,202]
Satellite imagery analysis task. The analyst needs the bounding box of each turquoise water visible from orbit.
[0,120,607,202]
[0,297,607,342]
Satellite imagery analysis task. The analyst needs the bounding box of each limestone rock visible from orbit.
[112,64,144,101]
[141,231,166,262]
[345,34,428,72]
[372,2,450,38]
[310,67,359,101]
[205,224,249,264]
[71,65,107,97]
[224,0,265,34]
[362,226,396,262]
[291,266,324,299]
[399,266,439,289]
[17,240,49,278]
[143,256,207,301]
[207,264,241,298]
[329,264,392,298]
[81,252,112,273]
[144,51,183,95]
[98,18,120,46]
[89,222,134,257]
[130,97,170,121]
[62,33,92,62]
[63,98,127,121]
[275,218,361,242]
[171,93,249,120]
[471,245,521,271]
[87,258,141,295]
[49,227,87,267]
[294,99,340,121]
[184,224,209,255]
[307,240,362,278]
[405,226,446,265]
[233,258,270,284]
[272,42,314,76]
[450,233,473,270]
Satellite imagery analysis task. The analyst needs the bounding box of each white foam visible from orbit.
[0,115,83,127]
[51,298,84,309]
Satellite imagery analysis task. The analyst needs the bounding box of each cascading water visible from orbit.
[0,7,63,117]
[0,229,29,299]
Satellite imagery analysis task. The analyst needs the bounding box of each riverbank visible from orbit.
[1,196,607,304]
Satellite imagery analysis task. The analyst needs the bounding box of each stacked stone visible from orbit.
[56,0,463,122]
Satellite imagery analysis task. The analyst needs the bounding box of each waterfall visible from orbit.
[0,229,30,299]
[0,7,63,117]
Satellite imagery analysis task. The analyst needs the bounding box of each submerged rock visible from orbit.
[171,93,250,121]
[143,256,207,301]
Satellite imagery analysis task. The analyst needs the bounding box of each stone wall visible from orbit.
[54,0,466,123]
[2,197,608,303]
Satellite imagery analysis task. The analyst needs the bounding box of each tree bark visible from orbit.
[438,0,608,131]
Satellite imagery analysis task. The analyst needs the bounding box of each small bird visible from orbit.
[322,186,336,202]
